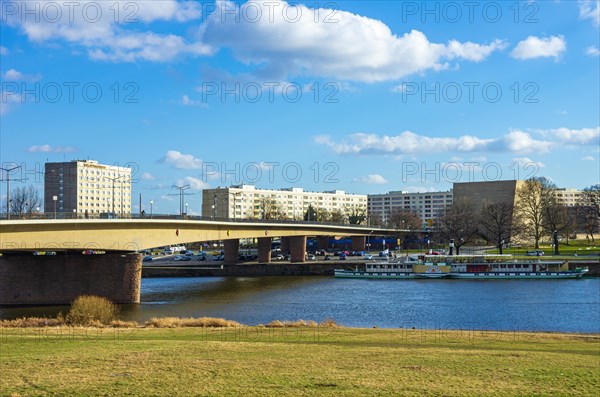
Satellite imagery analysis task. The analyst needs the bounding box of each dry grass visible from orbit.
[66,295,119,326]
[0,317,64,328]
[144,316,242,328]
[264,319,340,328]
[1,327,598,396]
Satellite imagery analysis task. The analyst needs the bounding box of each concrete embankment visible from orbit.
[568,260,600,276]
[142,262,356,277]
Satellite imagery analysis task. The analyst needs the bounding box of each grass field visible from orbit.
[1,326,599,396]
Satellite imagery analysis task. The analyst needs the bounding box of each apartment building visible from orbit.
[367,190,453,227]
[201,185,367,220]
[44,160,132,216]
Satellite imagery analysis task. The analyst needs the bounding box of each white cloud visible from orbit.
[510,35,566,60]
[26,145,76,153]
[4,1,210,62]
[201,1,505,83]
[161,150,203,169]
[176,176,209,190]
[512,157,545,169]
[2,69,41,81]
[541,127,600,144]
[501,130,553,153]
[352,174,388,184]
[0,46,8,56]
[141,172,156,180]
[582,156,595,161]
[586,46,600,56]
[313,127,600,156]
[180,94,206,107]
[579,0,600,26]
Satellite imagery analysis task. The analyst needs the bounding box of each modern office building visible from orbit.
[201,185,367,221]
[367,190,454,227]
[553,188,583,207]
[44,160,132,216]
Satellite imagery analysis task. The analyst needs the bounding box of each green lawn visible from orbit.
[485,239,600,257]
[1,327,599,396]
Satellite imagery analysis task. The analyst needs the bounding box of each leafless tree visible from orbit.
[437,198,479,255]
[387,209,422,230]
[578,184,600,241]
[478,201,516,255]
[9,186,41,217]
[540,192,572,255]
[515,177,553,249]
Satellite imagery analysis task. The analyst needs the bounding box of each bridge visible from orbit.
[0,217,398,305]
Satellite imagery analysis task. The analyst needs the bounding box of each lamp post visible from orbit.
[73,208,76,219]
[1,165,21,220]
[36,207,40,219]
[52,195,57,219]
[150,200,154,219]
[185,202,188,217]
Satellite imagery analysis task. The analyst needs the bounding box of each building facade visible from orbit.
[553,188,583,207]
[201,185,367,221]
[44,160,132,216]
[367,190,453,227]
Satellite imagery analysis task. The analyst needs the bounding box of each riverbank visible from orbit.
[1,326,598,396]
[141,260,600,277]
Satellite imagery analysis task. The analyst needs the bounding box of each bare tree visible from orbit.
[579,184,600,242]
[387,209,422,230]
[251,198,287,220]
[9,186,41,217]
[368,212,384,227]
[437,198,479,255]
[479,201,516,255]
[515,177,553,249]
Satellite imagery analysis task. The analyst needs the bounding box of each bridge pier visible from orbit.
[0,252,142,305]
[289,236,307,263]
[224,239,240,264]
[280,237,290,254]
[351,236,366,252]
[257,237,272,263]
[317,236,329,250]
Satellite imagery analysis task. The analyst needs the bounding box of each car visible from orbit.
[306,254,316,260]
[364,254,373,260]
[174,255,191,261]
[339,253,347,260]
[324,255,331,261]
[526,250,544,256]
[143,255,153,262]
[185,251,194,256]
[273,254,285,260]
[214,254,225,261]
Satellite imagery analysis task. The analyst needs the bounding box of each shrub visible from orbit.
[145,317,241,328]
[66,295,119,326]
[0,317,64,327]
[319,318,340,328]
[265,320,319,328]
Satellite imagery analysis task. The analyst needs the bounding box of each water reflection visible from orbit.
[1,277,599,333]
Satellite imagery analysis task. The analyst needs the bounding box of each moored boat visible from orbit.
[334,254,589,279]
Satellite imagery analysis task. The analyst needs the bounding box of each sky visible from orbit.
[1,0,599,215]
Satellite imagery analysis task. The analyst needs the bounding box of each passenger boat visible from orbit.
[334,255,589,279]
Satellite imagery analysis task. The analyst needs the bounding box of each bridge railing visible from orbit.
[0,212,387,229]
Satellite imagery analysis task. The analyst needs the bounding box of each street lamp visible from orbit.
[185,202,188,217]
[52,196,57,219]
[73,208,76,219]
[150,200,154,219]
[36,207,40,219]
[1,165,21,220]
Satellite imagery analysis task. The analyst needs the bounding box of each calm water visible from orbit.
[2,277,599,333]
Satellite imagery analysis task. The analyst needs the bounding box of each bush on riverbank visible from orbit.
[66,295,119,326]
[145,317,242,328]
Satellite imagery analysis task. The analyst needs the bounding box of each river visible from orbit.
[2,277,599,333]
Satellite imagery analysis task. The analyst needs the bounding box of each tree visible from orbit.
[304,205,318,222]
[541,197,572,255]
[254,198,286,220]
[478,201,517,254]
[368,213,384,227]
[579,184,600,242]
[387,209,421,230]
[437,198,479,255]
[8,186,41,217]
[515,177,552,249]
[329,209,346,224]
[347,206,366,225]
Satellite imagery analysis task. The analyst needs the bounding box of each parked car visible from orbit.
[306,254,316,260]
[143,255,153,262]
[364,254,373,260]
[324,255,331,261]
[339,253,347,260]
[526,250,544,256]
[174,255,191,261]
[214,254,224,261]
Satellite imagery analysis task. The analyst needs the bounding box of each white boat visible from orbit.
[334,254,588,279]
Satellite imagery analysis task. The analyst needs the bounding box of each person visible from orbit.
[84,210,89,219]
[141,210,146,217]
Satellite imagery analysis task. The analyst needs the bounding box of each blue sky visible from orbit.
[1,0,599,215]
